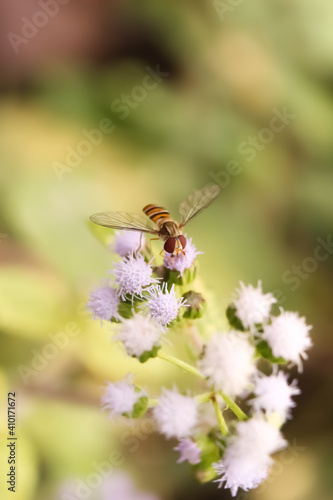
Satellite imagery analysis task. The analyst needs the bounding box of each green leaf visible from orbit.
[256,340,287,364]
[226,304,245,331]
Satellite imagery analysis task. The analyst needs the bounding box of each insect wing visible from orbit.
[90,211,159,234]
[179,185,220,227]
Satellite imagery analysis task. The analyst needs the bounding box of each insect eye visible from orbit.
[164,237,176,254]
[178,235,187,249]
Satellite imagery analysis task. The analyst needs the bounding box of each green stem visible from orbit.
[156,352,247,422]
[220,392,247,421]
[211,396,228,436]
[195,391,214,404]
[157,351,206,379]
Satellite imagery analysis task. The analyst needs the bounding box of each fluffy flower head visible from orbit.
[146,283,187,328]
[251,372,300,420]
[101,375,143,418]
[174,438,201,464]
[214,451,270,497]
[118,313,163,357]
[153,387,198,439]
[233,281,276,330]
[110,230,143,257]
[199,331,256,397]
[163,236,203,276]
[112,253,158,300]
[87,280,120,322]
[236,415,287,455]
[214,416,287,497]
[262,311,312,370]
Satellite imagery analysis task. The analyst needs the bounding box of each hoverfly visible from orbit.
[90,185,220,256]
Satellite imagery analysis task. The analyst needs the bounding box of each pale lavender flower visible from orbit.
[58,480,78,500]
[110,230,143,257]
[262,310,312,371]
[153,387,198,439]
[101,375,144,418]
[251,372,300,420]
[233,281,276,330]
[198,331,256,397]
[112,253,158,300]
[87,280,120,322]
[146,283,187,328]
[101,472,159,500]
[118,313,163,357]
[163,236,203,276]
[174,438,201,464]
[58,472,159,500]
[214,416,287,497]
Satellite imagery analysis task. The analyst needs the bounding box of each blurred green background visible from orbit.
[1,0,333,499]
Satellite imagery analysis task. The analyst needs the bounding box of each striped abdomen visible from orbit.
[143,204,172,226]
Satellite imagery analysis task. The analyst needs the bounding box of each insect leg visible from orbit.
[148,237,160,255]
[135,233,145,254]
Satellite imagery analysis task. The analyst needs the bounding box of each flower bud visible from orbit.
[167,266,197,287]
[182,291,206,319]
[124,393,149,418]
[137,345,161,363]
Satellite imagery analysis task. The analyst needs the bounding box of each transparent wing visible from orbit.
[90,211,159,234]
[179,185,220,227]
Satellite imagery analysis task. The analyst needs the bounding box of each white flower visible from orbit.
[214,453,269,497]
[101,472,159,500]
[198,331,256,397]
[153,387,198,439]
[236,415,287,455]
[174,438,201,464]
[163,236,203,276]
[146,283,187,328]
[214,416,287,497]
[233,281,276,330]
[251,372,300,420]
[87,280,120,322]
[262,310,312,370]
[112,253,158,300]
[101,375,144,417]
[118,313,163,357]
[110,230,143,257]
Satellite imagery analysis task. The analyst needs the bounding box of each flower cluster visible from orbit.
[87,237,189,360]
[87,229,312,497]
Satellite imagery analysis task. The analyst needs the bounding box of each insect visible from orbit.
[90,185,220,256]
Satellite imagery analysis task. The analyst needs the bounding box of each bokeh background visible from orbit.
[1,1,333,499]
